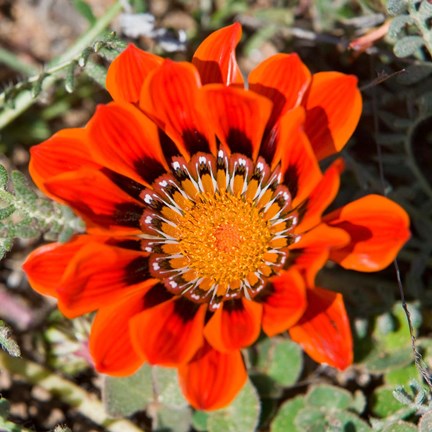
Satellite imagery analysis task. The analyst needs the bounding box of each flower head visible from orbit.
[23,24,410,410]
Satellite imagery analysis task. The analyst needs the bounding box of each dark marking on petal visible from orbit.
[223,298,244,313]
[182,129,210,154]
[259,125,279,165]
[158,128,181,162]
[143,283,173,308]
[113,202,143,228]
[226,128,253,158]
[107,239,143,251]
[173,297,201,323]
[283,165,299,200]
[124,256,151,285]
[134,157,166,185]
[102,168,144,200]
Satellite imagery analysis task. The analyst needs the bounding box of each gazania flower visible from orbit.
[23,24,410,410]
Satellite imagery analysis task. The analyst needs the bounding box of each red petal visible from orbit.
[130,298,206,366]
[274,107,322,206]
[249,53,311,130]
[22,235,93,297]
[325,194,410,271]
[89,285,154,376]
[192,23,243,86]
[202,85,272,160]
[289,287,353,370]
[303,72,362,160]
[296,158,344,232]
[178,343,247,410]
[106,44,163,103]
[140,60,215,157]
[87,102,167,186]
[44,168,143,233]
[56,242,152,317]
[204,299,262,352]
[29,128,97,197]
[260,269,306,336]
[291,224,350,285]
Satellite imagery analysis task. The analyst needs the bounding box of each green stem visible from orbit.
[0,47,37,75]
[0,1,122,130]
[0,352,145,432]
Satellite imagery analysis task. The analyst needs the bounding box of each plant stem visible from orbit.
[0,1,122,131]
[0,351,145,432]
[0,47,37,75]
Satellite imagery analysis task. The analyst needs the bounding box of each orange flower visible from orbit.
[23,24,410,410]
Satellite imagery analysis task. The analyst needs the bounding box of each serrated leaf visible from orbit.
[13,221,39,239]
[270,396,305,432]
[207,379,260,432]
[11,171,37,202]
[305,384,353,410]
[388,15,414,39]
[394,36,424,58]
[0,165,8,189]
[387,0,408,15]
[0,205,15,220]
[0,321,20,357]
[103,364,154,417]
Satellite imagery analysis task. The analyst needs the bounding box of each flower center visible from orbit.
[176,192,272,289]
[140,150,299,310]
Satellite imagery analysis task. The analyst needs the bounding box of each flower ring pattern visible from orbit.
[23,23,410,410]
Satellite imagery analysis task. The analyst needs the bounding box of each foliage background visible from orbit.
[1,0,432,431]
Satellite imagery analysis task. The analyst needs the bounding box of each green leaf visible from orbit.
[207,379,260,432]
[388,15,414,39]
[270,396,305,432]
[387,0,408,15]
[294,407,327,430]
[0,397,10,417]
[10,171,37,202]
[305,384,352,410]
[73,0,96,24]
[382,421,418,432]
[191,410,208,432]
[0,205,15,220]
[0,165,8,189]
[385,364,419,385]
[103,364,154,417]
[255,337,303,387]
[371,386,406,418]
[419,410,432,432]
[364,347,413,373]
[329,410,372,432]
[0,321,21,357]
[152,405,192,432]
[394,36,425,58]
[152,366,188,408]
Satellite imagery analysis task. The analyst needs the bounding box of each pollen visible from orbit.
[140,151,299,310]
[177,192,272,288]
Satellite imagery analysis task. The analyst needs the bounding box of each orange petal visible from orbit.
[89,285,154,376]
[22,235,93,297]
[44,168,143,233]
[325,194,410,271]
[249,53,311,130]
[106,44,163,103]
[204,299,262,352]
[296,158,344,232]
[202,85,272,160]
[192,23,243,86]
[29,128,97,197]
[303,72,362,160]
[140,60,215,158]
[130,298,206,366]
[291,224,350,285]
[289,287,353,370]
[260,269,307,336]
[273,107,322,206]
[56,243,152,317]
[178,343,247,410]
[87,102,168,186]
